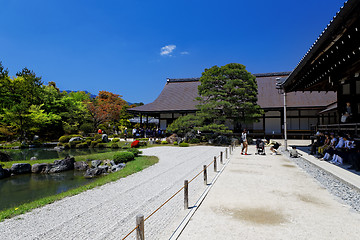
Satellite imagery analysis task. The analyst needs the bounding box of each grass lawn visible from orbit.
[0,155,158,222]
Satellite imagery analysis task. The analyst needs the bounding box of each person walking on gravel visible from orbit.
[241,129,248,155]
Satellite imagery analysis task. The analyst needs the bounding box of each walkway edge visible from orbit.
[168,149,233,240]
[285,148,360,191]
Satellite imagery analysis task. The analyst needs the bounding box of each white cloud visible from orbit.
[180,51,189,55]
[160,45,176,56]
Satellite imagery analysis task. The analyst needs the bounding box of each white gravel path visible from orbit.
[0,146,225,240]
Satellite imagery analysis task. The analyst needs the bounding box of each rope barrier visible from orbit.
[121,147,233,239]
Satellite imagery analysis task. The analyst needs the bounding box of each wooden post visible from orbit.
[184,180,189,209]
[220,151,223,164]
[136,214,145,240]
[203,165,207,185]
[229,145,232,154]
[225,148,228,159]
[214,156,217,172]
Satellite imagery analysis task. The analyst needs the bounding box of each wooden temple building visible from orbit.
[128,73,336,138]
[282,0,360,136]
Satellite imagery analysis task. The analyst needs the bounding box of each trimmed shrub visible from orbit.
[173,141,178,145]
[113,152,135,164]
[189,138,200,144]
[122,145,130,149]
[94,134,102,141]
[139,141,147,146]
[111,143,119,149]
[57,142,63,147]
[59,135,71,143]
[179,142,189,147]
[139,138,149,141]
[76,142,88,148]
[131,140,140,148]
[127,148,142,157]
[161,140,168,144]
[90,141,98,148]
[155,140,161,144]
[63,143,71,149]
[86,140,92,146]
[112,138,120,142]
[97,143,107,148]
[70,140,81,148]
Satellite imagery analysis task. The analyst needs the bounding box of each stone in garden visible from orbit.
[49,156,75,173]
[0,151,12,162]
[54,146,64,151]
[102,134,109,143]
[98,165,109,173]
[74,161,89,171]
[110,160,116,166]
[84,166,108,178]
[69,137,82,142]
[31,163,49,173]
[166,134,179,144]
[11,163,31,175]
[111,163,126,172]
[184,131,196,142]
[30,157,37,161]
[91,160,102,168]
[103,159,112,166]
[0,166,11,179]
[212,135,230,145]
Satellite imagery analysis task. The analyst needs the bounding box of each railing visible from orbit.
[317,123,360,135]
[122,143,236,240]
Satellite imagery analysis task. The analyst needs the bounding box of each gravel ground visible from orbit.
[0,146,226,240]
[282,150,360,212]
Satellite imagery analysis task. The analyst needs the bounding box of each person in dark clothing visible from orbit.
[348,141,360,171]
[310,132,325,155]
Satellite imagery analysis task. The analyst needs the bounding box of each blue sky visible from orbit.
[0,0,345,103]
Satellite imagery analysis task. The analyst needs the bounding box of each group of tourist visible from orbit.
[310,131,360,171]
[131,128,165,139]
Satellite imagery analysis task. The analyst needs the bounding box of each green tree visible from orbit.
[168,63,263,134]
[0,68,44,140]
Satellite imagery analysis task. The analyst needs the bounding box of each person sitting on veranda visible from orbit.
[290,146,302,158]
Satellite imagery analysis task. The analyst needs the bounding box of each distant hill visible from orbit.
[63,90,97,99]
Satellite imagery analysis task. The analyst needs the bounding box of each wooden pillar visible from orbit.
[203,165,207,185]
[136,214,145,240]
[184,180,189,209]
[213,156,217,172]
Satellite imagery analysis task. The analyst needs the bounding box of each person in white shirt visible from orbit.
[241,129,248,155]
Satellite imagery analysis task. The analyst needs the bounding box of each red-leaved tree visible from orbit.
[87,91,127,128]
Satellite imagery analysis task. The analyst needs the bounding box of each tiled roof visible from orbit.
[256,75,336,108]
[128,78,200,113]
[129,74,337,113]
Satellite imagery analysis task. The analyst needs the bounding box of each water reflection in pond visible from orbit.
[3,148,121,161]
[0,170,95,211]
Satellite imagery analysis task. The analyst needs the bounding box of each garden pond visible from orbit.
[0,170,95,211]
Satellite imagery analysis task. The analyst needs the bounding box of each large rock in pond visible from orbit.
[0,151,12,162]
[0,166,11,179]
[48,156,75,173]
[11,163,31,175]
[69,137,82,142]
[74,161,89,171]
[31,163,51,174]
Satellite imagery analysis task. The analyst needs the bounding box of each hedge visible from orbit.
[113,152,135,164]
